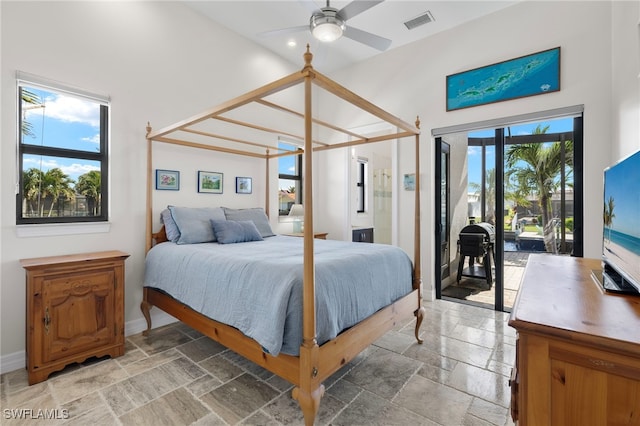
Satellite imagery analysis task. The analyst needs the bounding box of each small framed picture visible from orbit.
[198,171,223,194]
[156,169,180,190]
[236,177,252,194]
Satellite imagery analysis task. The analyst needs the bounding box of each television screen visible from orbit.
[602,149,640,293]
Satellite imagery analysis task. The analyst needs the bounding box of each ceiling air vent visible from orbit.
[404,11,435,30]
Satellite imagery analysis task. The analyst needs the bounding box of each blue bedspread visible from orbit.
[144,235,413,356]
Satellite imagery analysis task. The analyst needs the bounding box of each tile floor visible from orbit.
[1,299,517,425]
[442,251,532,309]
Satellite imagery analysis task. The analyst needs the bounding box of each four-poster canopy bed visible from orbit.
[141,46,424,425]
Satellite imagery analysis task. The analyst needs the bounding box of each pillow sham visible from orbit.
[222,207,275,238]
[210,219,263,244]
[168,206,226,244]
[160,208,180,242]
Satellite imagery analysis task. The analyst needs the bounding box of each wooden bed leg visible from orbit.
[140,299,153,337]
[292,384,325,426]
[414,306,426,344]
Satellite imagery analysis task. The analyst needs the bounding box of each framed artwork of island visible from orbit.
[446,47,560,111]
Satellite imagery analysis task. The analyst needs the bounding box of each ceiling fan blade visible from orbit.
[343,26,391,51]
[338,0,384,21]
[257,25,309,38]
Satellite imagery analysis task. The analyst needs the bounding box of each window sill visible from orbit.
[16,222,111,238]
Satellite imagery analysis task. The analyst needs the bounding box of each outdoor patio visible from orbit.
[442,250,533,310]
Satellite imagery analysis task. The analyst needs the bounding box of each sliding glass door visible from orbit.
[435,111,583,311]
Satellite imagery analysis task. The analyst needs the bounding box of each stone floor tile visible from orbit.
[467,397,511,425]
[127,324,193,356]
[119,387,210,425]
[342,348,422,400]
[48,359,128,404]
[263,391,344,425]
[122,347,182,376]
[177,336,227,363]
[60,391,104,419]
[395,374,473,425]
[332,389,437,426]
[198,353,244,383]
[373,329,416,354]
[65,404,118,426]
[446,362,511,408]
[200,373,279,424]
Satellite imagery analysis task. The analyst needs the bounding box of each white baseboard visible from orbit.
[0,311,178,375]
[124,311,177,337]
[0,351,26,376]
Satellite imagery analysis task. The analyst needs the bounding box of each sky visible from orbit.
[22,85,101,183]
[466,116,574,188]
[604,150,640,238]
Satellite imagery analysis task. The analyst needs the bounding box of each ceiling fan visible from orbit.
[258,0,391,51]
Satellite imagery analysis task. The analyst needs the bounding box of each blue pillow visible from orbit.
[169,206,226,244]
[210,219,263,244]
[160,208,180,242]
[222,207,275,238]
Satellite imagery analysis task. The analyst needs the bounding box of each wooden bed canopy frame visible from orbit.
[142,46,424,425]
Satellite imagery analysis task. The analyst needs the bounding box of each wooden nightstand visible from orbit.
[21,250,129,385]
[285,232,328,240]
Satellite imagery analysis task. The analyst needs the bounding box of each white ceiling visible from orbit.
[184,1,519,73]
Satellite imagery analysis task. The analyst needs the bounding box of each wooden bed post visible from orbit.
[293,44,325,426]
[413,117,425,343]
[145,122,153,254]
[265,148,270,217]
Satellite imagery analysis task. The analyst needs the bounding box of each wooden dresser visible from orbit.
[509,254,640,426]
[21,250,129,385]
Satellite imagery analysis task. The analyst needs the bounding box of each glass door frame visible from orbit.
[434,141,450,299]
[434,110,584,312]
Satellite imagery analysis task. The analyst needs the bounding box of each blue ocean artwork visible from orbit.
[605,229,640,257]
[447,47,560,111]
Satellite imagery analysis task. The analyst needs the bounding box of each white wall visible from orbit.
[0,1,298,369]
[2,0,639,371]
[611,0,640,159]
[329,0,638,297]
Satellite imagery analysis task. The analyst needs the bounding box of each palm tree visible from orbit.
[76,170,101,216]
[506,125,573,252]
[41,168,75,217]
[603,196,615,243]
[469,168,497,224]
[22,168,45,216]
[469,168,531,226]
[20,88,42,139]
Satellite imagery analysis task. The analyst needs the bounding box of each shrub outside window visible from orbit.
[17,75,109,224]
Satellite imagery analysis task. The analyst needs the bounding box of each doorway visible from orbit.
[435,108,584,311]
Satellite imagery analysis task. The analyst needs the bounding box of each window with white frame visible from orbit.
[17,74,109,224]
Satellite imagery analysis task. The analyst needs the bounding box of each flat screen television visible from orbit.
[601,149,640,294]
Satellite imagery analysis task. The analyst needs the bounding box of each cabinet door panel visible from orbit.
[550,358,640,426]
[607,376,640,425]
[42,270,116,363]
[551,359,608,426]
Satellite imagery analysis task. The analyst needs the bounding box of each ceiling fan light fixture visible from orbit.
[310,10,345,42]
